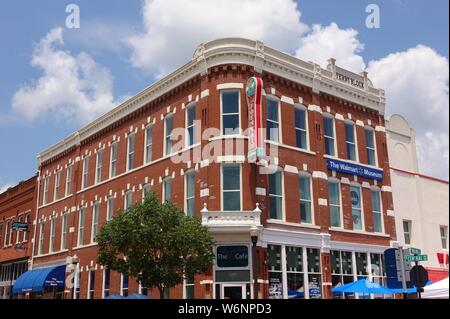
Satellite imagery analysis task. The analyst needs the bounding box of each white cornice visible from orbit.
[38,38,385,165]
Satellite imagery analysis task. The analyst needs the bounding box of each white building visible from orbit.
[386,114,449,282]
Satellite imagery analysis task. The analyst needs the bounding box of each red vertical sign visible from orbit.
[246,77,264,164]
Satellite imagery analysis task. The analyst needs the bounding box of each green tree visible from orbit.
[97,191,215,299]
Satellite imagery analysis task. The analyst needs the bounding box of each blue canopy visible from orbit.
[104,294,125,299]
[12,265,66,293]
[332,279,394,294]
[288,289,304,299]
[126,293,151,299]
[390,281,433,294]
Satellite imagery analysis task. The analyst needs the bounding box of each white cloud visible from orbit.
[12,27,117,124]
[295,22,365,72]
[0,183,14,194]
[127,0,308,76]
[367,45,449,179]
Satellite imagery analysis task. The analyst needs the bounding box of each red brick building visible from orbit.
[18,38,396,299]
[0,176,36,299]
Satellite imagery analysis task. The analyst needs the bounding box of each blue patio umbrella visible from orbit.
[390,281,433,294]
[332,279,394,294]
[288,289,304,299]
[126,293,151,299]
[104,294,125,299]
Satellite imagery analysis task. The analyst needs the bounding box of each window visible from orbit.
[286,246,305,299]
[331,250,354,299]
[82,156,90,189]
[355,252,368,278]
[185,274,195,299]
[186,104,196,146]
[299,175,312,224]
[440,226,448,250]
[165,115,174,155]
[163,179,172,203]
[61,213,68,250]
[328,182,342,228]
[266,99,280,142]
[222,165,241,211]
[110,142,118,178]
[38,221,45,254]
[403,220,411,245]
[121,274,129,297]
[345,122,357,161]
[49,215,56,252]
[23,212,30,242]
[74,269,80,299]
[95,149,103,184]
[16,216,24,244]
[142,184,151,201]
[295,106,308,149]
[107,197,115,221]
[91,202,100,243]
[351,186,363,231]
[371,190,383,233]
[221,91,240,135]
[103,268,110,298]
[88,270,95,299]
[185,171,195,217]
[126,134,135,171]
[43,175,50,205]
[307,248,322,299]
[365,128,377,166]
[323,116,335,156]
[144,125,153,164]
[125,191,133,210]
[65,165,73,196]
[268,245,283,299]
[54,171,61,200]
[78,207,85,246]
[0,223,3,247]
[4,220,12,246]
[269,171,283,220]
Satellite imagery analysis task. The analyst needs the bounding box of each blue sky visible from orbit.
[0,0,448,189]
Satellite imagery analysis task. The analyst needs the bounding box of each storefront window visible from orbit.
[286,246,304,299]
[331,250,354,299]
[355,252,368,277]
[268,245,282,299]
[307,248,322,299]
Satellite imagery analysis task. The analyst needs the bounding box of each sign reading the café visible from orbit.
[246,76,264,164]
[216,245,249,268]
[327,158,383,181]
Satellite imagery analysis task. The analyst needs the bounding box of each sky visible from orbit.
[0,0,448,191]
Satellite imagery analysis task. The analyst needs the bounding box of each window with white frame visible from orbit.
[165,115,174,155]
[268,245,282,299]
[365,128,377,166]
[440,226,448,250]
[295,106,308,149]
[61,213,68,250]
[221,91,240,135]
[286,246,305,299]
[351,186,363,230]
[185,274,195,299]
[88,270,95,299]
[345,122,357,161]
[49,215,56,252]
[38,220,45,254]
[23,212,30,242]
[269,171,283,220]
[185,171,195,217]
[299,174,313,224]
[95,149,104,184]
[186,104,196,146]
[103,267,110,298]
[121,274,129,296]
[78,207,85,246]
[0,222,3,247]
[222,164,241,211]
[142,184,151,201]
[328,181,342,228]
[16,215,24,244]
[4,220,11,246]
[163,178,172,203]
[127,134,135,171]
[266,99,280,142]
[323,115,335,156]
[403,220,412,245]
[107,197,115,221]
[54,170,61,200]
[144,125,153,164]
[125,191,133,210]
[91,202,100,243]
[65,165,73,196]
[82,156,90,189]
[331,250,354,299]
[110,142,118,178]
[43,175,50,205]
[371,190,383,233]
[74,269,80,299]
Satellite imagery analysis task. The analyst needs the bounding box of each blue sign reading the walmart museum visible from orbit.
[327,159,383,181]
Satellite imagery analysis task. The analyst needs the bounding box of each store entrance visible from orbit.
[222,284,246,299]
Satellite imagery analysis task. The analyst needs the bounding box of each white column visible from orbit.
[302,247,310,299]
[352,251,358,299]
[281,245,288,299]
[366,252,373,299]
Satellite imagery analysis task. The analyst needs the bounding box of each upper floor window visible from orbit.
[38,221,45,254]
[4,220,12,246]
[43,175,50,205]
[16,216,24,244]
[54,170,61,201]
[266,99,280,142]
[91,202,100,243]
[165,115,174,155]
[127,134,135,171]
[49,215,56,252]
[186,104,196,146]
[88,270,95,299]
[222,164,241,211]
[221,91,240,135]
[107,197,115,221]
[345,122,357,161]
[95,149,104,184]
[61,213,68,250]
[125,191,133,210]
[110,142,118,178]
[440,226,448,250]
[103,268,111,298]
[350,186,363,231]
[323,116,335,156]
[0,223,3,247]
[82,156,90,189]
[371,190,383,233]
[78,207,86,246]
[365,128,377,166]
[24,212,30,242]
[269,170,283,220]
[65,165,73,196]
[163,178,172,203]
[185,171,195,217]
[142,184,152,201]
[144,125,153,164]
[299,174,313,224]
[121,274,129,297]
[295,106,308,149]
[328,181,342,228]
[403,220,412,245]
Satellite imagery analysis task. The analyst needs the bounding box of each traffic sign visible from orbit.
[409,247,421,255]
[404,255,428,262]
[410,265,429,288]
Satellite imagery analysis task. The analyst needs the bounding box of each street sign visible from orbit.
[11,222,29,231]
[409,247,421,255]
[410,265,429,288]
[404,255,428,262]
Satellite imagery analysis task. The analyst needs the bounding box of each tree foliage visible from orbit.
[96,191,215,298]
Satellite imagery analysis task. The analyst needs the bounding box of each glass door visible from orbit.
[222,284,246,299]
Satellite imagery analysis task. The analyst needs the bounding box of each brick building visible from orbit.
[15,38,397,299]
[0,176,36,299]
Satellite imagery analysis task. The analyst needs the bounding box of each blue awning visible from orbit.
[12,265,66,293]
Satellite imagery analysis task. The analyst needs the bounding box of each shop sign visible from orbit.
[309,277,321,299]
[216,245,249,268]
[12,222,29,231]
[268,276,283,299]
[246,76,264,164]
[327,158,383,181]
